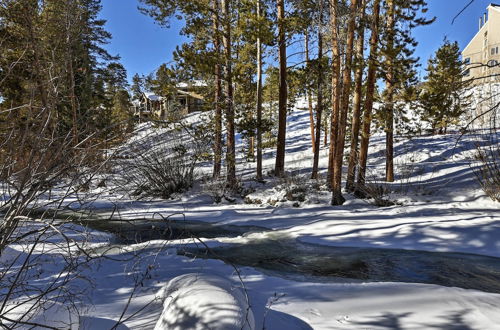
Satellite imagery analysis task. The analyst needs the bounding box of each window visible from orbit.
[464,58,470,64]
[464,69,470,76]
[492,46,499,55]
[487,60,498,68]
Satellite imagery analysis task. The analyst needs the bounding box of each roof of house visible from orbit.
[489,3,500,11]
[143,92,163,101]
[177,89,204,100]
[177,80,207,89]
[462,3,500,53]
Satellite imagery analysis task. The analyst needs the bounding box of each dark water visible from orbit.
[79,217,269,243]
[181,237,500,294]
[55,211,500,294]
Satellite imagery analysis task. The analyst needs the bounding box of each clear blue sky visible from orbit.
[100,0,186,81]
[100,0,495,82]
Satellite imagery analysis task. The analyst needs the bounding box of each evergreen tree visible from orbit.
[355,0,382,198]
[420,39,468,134]
[131,73,145,101]
[0,0,117,142]
[331,0,359,205]
[378,0,433,182]
[274,0,287,177]
[346,0,367,191]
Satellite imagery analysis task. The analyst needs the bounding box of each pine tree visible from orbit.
[212,0,223,179]
[331,0,359,206]
[274,0,287,177]
[420,39,468,134]
[346,0,367,191]
[256,0,264,180]
[0,0,115,140]
[311,0,327,180]
[355,0,382,197]
[131,74,145,101]
[379,0,433,182]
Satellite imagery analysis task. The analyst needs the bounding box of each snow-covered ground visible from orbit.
[1,108,499,329]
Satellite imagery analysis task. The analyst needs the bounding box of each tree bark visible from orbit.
[222,0,236,186]
[328,0,341,188]
[256,0,263,181]
[324,119,328,146]
[346,0,366,192]
[213,0,223,179]
[305,29,316,154]
[331,0,358,205]
[311,1,324,180]
[274,0,287,177]
[385,0,395,182]
[355,0,382,197]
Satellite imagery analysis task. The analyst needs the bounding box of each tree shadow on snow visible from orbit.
[351,310,475,330]
[79,316,130,329]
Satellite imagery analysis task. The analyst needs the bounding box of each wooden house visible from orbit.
[132,81,206,120]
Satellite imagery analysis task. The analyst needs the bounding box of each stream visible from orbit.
[27,211,500,294]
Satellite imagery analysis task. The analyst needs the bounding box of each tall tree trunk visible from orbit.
[355,0,382,197]
[26,4,49,126]
[385,0,395,182]
[331,0,358,205]
[346,0,366,192]
[256,0,263,181]
[68,54,78,146]
[328,0,341,188]
[66,1,78,146]
[311,1,324,180]
[222,0,236,186]
[324,119,328,146]
[213,0,223,179]
[305,29,316,154]
[249,136,255,160]
[274,0,287,177]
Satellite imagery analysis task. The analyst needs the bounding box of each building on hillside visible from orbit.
[132,81,206,120]
[175,81,206,114]
[461,3,500,128]
[131,93,163,119]
[462,3,500,84]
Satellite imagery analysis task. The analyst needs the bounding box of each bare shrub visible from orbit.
[465,87,499,202]
[114,121,210,199]
[0,219,92,329]
[473,125,499,202]
[0,91,129,329]
[361,183,396,206]
[474,146,500,202]
[123,147,196,199]
[279,173,310,203]
[203,176,247,203]
[353,166,398,207]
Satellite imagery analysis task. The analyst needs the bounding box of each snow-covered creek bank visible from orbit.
[70,214,500,295]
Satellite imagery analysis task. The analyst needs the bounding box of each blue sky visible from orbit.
[100,0,494,82]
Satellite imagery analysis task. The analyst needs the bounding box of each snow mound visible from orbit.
[154,273,255,330]
[30,303,79,329]
[4,302,79,329]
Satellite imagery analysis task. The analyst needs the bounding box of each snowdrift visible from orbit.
[154,273,255,330]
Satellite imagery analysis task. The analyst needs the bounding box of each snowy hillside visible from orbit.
[2,108,499,329]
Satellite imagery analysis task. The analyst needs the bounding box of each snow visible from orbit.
[27,303,79,330]
[154,273,255,330]
[144,92,163,101]
[177,80,207,88]
[1,105,499,329]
